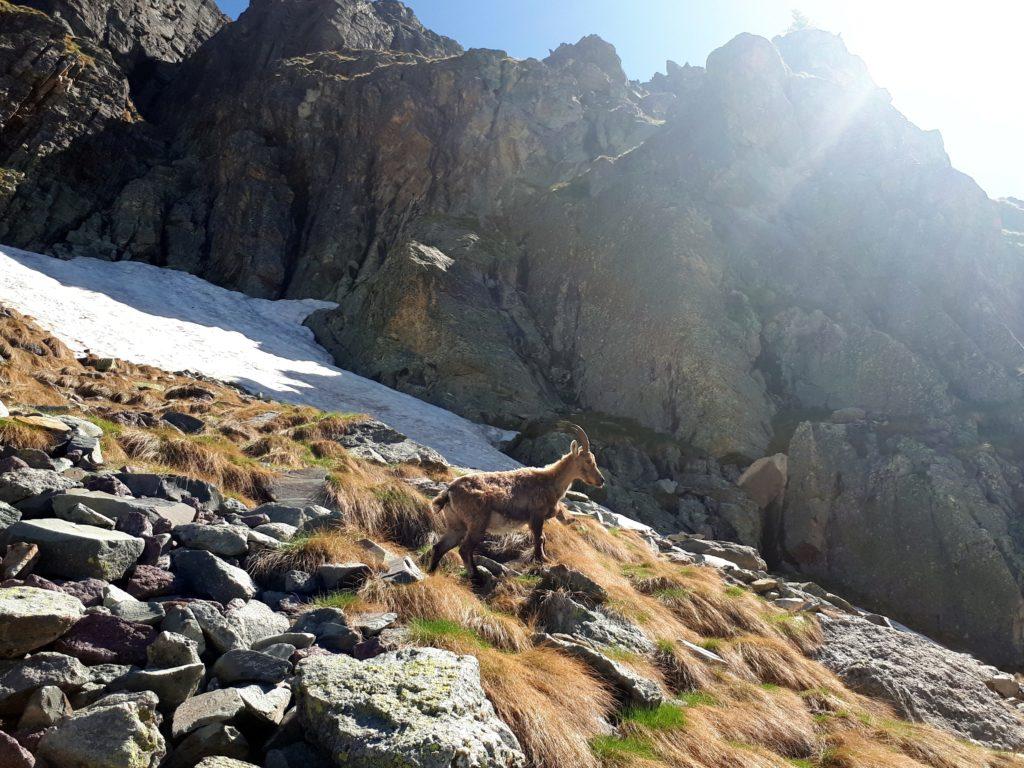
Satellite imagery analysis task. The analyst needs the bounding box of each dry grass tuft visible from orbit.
[652,639,714,692]
[821,732,927,768]
[692,681,820,759]
[290,412,362,442]
[770,611,824,654]
[308,439,347,460]
[360,574,530,652]
[249,528,373,579]
[164,383,216,400]
[720,634,835,691]
[117,429,160,462]
[0,417,61,451]
[322,454,439,548]
[243,434,305,468]
[855,716,1024,768]
[482,646,613,768]
[75,381,112,399]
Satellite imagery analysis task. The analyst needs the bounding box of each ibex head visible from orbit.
[557,421,605,488]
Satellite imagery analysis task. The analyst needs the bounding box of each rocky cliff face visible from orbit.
[2,0,1024,666]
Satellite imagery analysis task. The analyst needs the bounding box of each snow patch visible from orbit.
[0,246,519,470]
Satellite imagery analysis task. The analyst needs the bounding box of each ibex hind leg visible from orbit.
[427,528,464,573]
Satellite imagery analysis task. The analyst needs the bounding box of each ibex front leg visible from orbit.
[530,516,548,563]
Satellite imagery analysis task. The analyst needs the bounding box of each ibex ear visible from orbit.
[569,440,579,455]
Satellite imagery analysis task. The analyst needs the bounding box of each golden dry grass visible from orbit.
[719,634,836,691]
[289,412,362,442]
[481,646,614,768]
[322,453,439,548]
[248,527,377,579]
[242,434,306,468]
[360,573,530,652]
[0,417,62,451]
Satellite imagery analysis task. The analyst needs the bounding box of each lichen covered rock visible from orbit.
[0,586,84,658]
[295,648,525,767]
[37,698,166,768]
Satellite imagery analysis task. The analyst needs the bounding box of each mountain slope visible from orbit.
[0,305,1022,766]
[2,0,1024,667]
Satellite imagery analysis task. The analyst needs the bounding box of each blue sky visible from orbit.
[214,1,1021,199]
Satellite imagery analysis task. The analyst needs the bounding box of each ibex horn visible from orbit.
[556,421,590,453]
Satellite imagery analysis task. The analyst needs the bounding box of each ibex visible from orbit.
[428,422,605,579]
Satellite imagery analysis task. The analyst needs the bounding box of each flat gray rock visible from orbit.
[213,649,291,685]
[253,522,298,542]
[535,590,654,654]
[55,502,116,529]
[337,420,449,470]
[188,599,289,653]
[173,523,249,557]
[0,502,21,533]
[317,562,371,590]
[172,549,256,603]
[295,648,525,768]
[237,682,291,725]
[114,663,206,711]
[172,687,246,739]
[18,683,71,730]
[0,652,91,715]
[0,468,79,505]
[52,489,195,527]
[162,606,206,655]
[816,614,1024,750]
[4,519,143,580]
[292,608,359,652]
[163,723,249,768]
[0,585,85,658]
[539,633,664,708]
[147,631,202,668]
[196,759,260,768]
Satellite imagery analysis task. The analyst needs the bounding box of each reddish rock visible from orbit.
[0,730,34,767]
[0,457,30,473]
[52,613,154,665]
[351,637,386,661]
[115,510,153,538]
[1,574,61,592]
[59,578,109,607]
[83,475,133,497]
[291,646,332,664]
[123,565,180,599]
[13,727,48,754]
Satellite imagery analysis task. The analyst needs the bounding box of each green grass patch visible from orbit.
[602,645,643,664]
[653,586,690,601]
[513,573,542,587]
[81,415,124,437]
[311,591,360,610]
[788,760,815,768]
[622,702,687,730]
[590,734,657,760]
[698,638,723,652]
[655,638,676,654]
[760,682,781,693]
[724,585,746,598]
[679,691,718,708]
[621,563,657,579]
[406,618,491,649]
